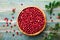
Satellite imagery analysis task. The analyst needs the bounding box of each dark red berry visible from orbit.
[51,19,53,22]
[6,24,9,27]
[21,3,23,6]
[57,16,60,19]
[3,25,5,27]
[12,8,16,13]
[16,32,19,35]
[12,16,14,19]
[10,20,12,22]
[4,17,8,22]
[6,22,8,24]
[6,31,8,33]
[14,24,16,26]
[13,30,15,32]
[10,26,13,28]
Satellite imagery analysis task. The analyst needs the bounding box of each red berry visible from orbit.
[6,22,8,24]
[10,20,12,22]
[16,32,19,35]
[6,24,9,27]
[4,17,8,22]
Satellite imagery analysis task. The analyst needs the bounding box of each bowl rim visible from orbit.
[17,6,46,36]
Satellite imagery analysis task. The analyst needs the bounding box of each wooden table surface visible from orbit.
[0,0,60,40]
